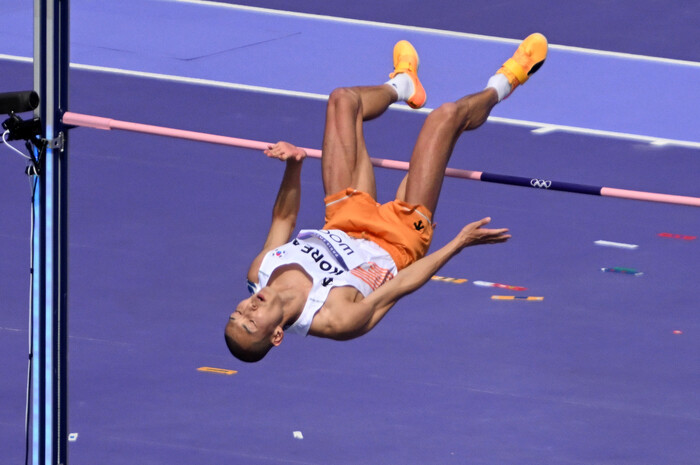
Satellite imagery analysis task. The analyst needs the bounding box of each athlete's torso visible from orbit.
[253,229,397,336]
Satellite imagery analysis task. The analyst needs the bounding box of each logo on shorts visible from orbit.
[274,249,285,258]
[413,220,425,231]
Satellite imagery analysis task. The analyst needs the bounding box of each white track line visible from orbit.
[163,0,700,68]
[3,54,698,149]
[1,54,31,63]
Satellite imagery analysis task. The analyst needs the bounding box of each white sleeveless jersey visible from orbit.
[248,229,397,336]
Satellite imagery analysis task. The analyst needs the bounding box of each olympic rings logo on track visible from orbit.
[530,178,552,189]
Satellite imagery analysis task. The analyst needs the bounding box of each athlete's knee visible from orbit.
[432,102,460,121]
[425,102,462,132]
[328,87,363,114]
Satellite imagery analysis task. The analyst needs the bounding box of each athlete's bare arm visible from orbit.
[309,217,511,340]
[246,142,307,282]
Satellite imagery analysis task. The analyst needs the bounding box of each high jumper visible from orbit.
[225,33,548,362]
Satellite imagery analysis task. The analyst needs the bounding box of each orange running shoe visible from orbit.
[389,40,426,109]
[497,33,548,97]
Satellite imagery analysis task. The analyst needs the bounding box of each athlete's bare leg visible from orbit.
[400,88,498,215]
[397,32,548,215]
[321,85,397,199]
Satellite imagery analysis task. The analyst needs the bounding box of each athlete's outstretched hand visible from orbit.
[264,141,307,162]
[455,217,511,250]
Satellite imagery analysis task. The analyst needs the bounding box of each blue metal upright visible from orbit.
[32,0,70,463]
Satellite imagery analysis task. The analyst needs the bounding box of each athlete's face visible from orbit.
[227,289,284,347]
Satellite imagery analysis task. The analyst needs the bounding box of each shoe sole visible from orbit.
[390,40,426,109]
[499,33,548,89]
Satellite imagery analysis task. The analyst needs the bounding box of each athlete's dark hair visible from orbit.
[224,329,272,363]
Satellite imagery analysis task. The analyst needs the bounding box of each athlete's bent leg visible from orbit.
[403,89,498,214]
[400,32,548,215]
[321,85,397,199]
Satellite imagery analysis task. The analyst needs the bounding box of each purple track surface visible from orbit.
[226,0,700,62]
[1,1,699,464]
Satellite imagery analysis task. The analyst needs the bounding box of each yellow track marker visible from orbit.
[197,367,238,375]
[431,275,468,284]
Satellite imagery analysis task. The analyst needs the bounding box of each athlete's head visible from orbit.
[224,290,284,363]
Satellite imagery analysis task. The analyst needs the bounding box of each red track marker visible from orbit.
[658,233,697,240]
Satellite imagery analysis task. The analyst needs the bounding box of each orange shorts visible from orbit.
[323,188,434,270]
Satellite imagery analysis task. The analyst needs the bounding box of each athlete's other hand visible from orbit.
[456,217,511,249]
[264,141,307,162]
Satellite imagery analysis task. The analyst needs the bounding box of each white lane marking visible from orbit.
[3,54,698,149]
[162,0,700,67]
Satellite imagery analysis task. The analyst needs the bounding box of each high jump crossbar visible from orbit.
[62,112,700,208]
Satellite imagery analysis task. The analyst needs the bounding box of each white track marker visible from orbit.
[473,280,527,291]
[594,240,638,250]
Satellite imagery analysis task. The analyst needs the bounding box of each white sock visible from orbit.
[486,73,512,102]
[385,73,414,102]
